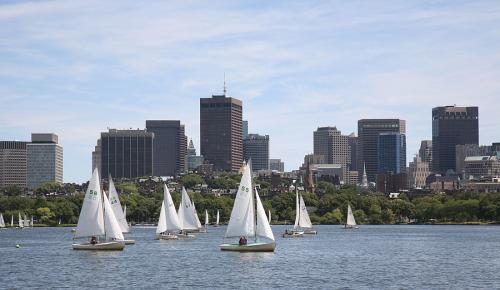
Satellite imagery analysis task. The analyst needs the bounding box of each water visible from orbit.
[1,225,499,289]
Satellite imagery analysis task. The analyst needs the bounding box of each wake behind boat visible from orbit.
[72,169,125,251]
[220,162,275,252]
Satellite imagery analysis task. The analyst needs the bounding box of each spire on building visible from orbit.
[361,162,368,188]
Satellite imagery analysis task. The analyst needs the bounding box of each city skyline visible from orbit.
[1,1,500,182]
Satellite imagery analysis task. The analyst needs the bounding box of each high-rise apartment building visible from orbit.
[358,119,406,182]
[146,120,186,176]
[243,134,269,171]
[200,94,243,172]
[432,106,478,174]
[348,133,358,171]
[27,133,63,189]
[0,141,27,188]
[419,140,433,164]
[408,154,431,188]
[270,159,285,172]
[99,129,153,179]
[313,127,351,181]
[377,132,406,174]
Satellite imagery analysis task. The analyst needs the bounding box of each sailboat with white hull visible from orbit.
[108,176,134,244]
[177,187,197,238]
[72,169,125,251]
[156,184,182,240]
[344,204,359,229]
[220,162,275,252]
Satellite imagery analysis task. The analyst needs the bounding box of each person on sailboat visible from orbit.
[239,236,247,246]
[90,236,97,245]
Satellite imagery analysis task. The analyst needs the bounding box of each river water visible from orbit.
[0,225,499,289]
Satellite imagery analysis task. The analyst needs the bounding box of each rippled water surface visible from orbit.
[1,225,500,289]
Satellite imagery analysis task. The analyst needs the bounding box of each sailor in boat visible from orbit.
[239,236,247,246]
[90,236,97,245]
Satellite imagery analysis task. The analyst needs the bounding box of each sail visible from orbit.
[123,204,127,218]
[225,163,255,238]
[24,214,28,227]
[18,213,23,228]
[205,210,209,226]
[216,210,219,225]
[30,216,33,227]
[346,204,357,226]
[193,201,203,228]
[298,195,313,228]
[255,189,275,241]
[75,169,105,238]
[177,187,198,230]
[108,176,130,233]
[11,215,13,227]
[163,184,181,232]
[156,201,167,234]
[268,210,271,223]
[103,192,125,240]
[293,190,299,229]
[0,213,5,228]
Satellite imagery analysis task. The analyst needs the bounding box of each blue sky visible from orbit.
[1,0,500,183]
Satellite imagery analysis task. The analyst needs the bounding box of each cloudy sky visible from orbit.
[1,0,499,183]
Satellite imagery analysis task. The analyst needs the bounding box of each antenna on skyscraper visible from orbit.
[223,72,227,95]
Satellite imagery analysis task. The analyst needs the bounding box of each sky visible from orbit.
[1,0,500,183]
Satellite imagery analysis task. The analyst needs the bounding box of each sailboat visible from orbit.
[156,184,182,240]
[213,210,220,227]
[72,169,125,250]
[11,215,14,227]
[220,162,275,252]
[108,176,134,244]
[344,204,359,229]
[204,210,209,230]
[177,187,197,238]
[24,214,29,228]
[193,201,205,233]
[0,213,5,228]
[283,190,303,238]
[18,212,24,229]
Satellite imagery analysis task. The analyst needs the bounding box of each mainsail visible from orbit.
[18,212,23,228]
[156,184,182,234]
[346,204,357,226]
[103,192,125,241]
[108,176,130,233]
[178,187,198,230]
[293,190,300,229]
[216,210,219,226]
[205,210,209,226]
[225,163,255,238]
[193,201,203,229]
[74,169,105,238]
[298,195,313,228]
[0,213,5,228]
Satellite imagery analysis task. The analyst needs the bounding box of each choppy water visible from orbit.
[1,225,500,289]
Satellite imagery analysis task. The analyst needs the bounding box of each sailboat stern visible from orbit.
[219,242,276,252]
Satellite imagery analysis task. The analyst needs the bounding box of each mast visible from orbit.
[102,189,107,240]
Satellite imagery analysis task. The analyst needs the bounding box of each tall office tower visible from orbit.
[242,120,249,139]
[377,132,406,174]
[100,129,153,179]
[348,133,358,171]
[419,140,433,164]
[432,106,478,174]
[313,126,351,181]
[146,120,187,176]
[200,93,243,172]
[0,141,28,188]
[270,159,285,172]
[243,134,270,171]
[27,133,63,189]
[92,139,101,173]
[408,154,430,188]
[358,119,406,182]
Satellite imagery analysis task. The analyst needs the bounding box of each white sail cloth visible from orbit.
[178,187,199,230]
[75,169,105,238]
[255,189,275,241]
[205,210,209,226]
[108,176,130,233]
[346,204,357,226]
[156,184,182,234]
[216,210,219,225]
[298,195,313,228]
[225,163,255,238]
[18,212,23,228]
[193,201,202,228]
[103,192,125,240]
[293,191,299,229]
[0,213,5,227]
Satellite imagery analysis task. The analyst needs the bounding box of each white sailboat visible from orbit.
[18,212,24,229]
[177,187,198,237]
[220,162,275,252]
[344,204,359,229]
[193,201,205,233]
[299,195,316,234]
[72,169,125,250]
[204,210,209,229]
[0,213,5,228]
[108,176,134,244]
[11,215,14,227]
[283,190,303,237]
[213,210,220,227]
[156,184,182,240]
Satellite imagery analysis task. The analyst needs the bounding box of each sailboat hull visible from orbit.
[282,231,304,238]
[303,229,318,234]
[123,239,135,245]
[220,242,276,252]
[157,233,179,240]
[72,241,125,251]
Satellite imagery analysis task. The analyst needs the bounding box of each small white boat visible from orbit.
[343,204,359,229]
[282,230,304,238]
[157,232,178,240]
[0,213,5,228]
[156,184,186,240]
[283,189,317,237]
[72,169,126,251]
[220,162,275,252]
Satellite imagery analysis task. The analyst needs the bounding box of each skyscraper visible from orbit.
[270,159,285,172]
[313,126,350,181]
[358,119,406,182]
[243,134,269,171]
[0,141,27,188]
[377,132,406,174]
[432,106,478,174]
[27,133,63,189]
[348,133,358,171]
[242,120,249,139]
[99,129,153,179]
[146,120,187,176]
[200,93,243,172]
[419,140,433,164]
